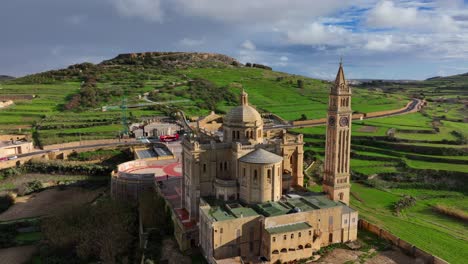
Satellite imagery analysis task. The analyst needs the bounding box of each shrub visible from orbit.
[18,180,44,196]
[0,194,15,214]
[393,195,416,215]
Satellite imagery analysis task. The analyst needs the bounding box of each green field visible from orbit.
[0,59,409,145]
[351,183,468,264]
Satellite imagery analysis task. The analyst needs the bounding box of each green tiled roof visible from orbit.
[254,201,290,216]
[230,207,259,218]
[266,222,312,234]
[210,207,235,221]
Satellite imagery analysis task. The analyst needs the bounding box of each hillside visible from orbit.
[0,51,407,145]
[0,75,15,81]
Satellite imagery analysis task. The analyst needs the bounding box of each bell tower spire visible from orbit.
[323,61,352,205]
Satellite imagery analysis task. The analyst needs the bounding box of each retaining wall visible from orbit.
[42,138,136,150]
[358,219,448,264]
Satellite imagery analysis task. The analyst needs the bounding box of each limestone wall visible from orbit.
[358,219,449,264]
[42,138,136,150]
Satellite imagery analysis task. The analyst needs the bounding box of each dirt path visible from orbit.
[317,248,418,264]
[0,186,104,221]
[0,245,37,264]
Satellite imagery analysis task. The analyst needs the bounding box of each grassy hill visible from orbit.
[0,52,406,145]
[0,75,14,81]
[0,52,467,262]
[300,73,468,263]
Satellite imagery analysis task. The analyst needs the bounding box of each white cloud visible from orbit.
[173,0,350,24]
[241,40,256,50]
[280,56,288,61]
[367,0,458,32]
[179,37,205,47]
[112,0,164,22]
[286,22,351,46]
[364,35,394,51]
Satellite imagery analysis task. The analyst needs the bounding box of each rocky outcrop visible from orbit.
[101,52,242,69]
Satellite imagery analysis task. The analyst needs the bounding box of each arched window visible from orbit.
[272,250,279,254]
[203,164,206,173]
[291,234,294,239]
[224,162,227,171]
[253,170,258,184]
[298,245,303,250]
[305,243,312,248]
[280,248,287,253]
[232,131,235,140]
[267,169,271,183]
[339,192,344,200]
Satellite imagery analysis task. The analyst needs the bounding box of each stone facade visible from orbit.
[181,90,304,222]
[166,63,358,263]
[323,63,352,205]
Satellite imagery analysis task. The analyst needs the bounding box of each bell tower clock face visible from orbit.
[328,116,336,126]
[339,117,349,127]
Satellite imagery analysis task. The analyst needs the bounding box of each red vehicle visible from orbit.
[159,134,179,142]
[0,157,8,162]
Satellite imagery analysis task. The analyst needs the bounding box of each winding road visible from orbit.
[2,98,422,165]
[265,98,422,130]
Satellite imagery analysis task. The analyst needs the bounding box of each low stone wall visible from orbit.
[42,138,136,150]
[0,135,27,141]
[358,219,448,264]
[365,100,413,118]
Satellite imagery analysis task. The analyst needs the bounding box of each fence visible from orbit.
[358,219,448,264]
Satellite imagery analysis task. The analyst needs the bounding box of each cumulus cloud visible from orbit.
[174,0,349,24]
[241,40,256,50]
[112,0,164,22]
[367,0,458,32]
[286,22,352,46]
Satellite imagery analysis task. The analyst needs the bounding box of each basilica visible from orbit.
[171,63,358,263]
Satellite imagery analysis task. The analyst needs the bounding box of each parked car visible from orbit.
[0,157,8,162]
[8,155,18,160]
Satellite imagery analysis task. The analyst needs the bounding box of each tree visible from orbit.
[42,199,136,263]
[297,79,304,89]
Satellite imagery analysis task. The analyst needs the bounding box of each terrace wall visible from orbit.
[358,219,448,264]
[42,138,136,150]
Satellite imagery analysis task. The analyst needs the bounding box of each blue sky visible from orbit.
[1,0,468,80]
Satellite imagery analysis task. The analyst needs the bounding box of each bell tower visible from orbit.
[323,61,352,205]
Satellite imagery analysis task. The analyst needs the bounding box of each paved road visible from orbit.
[15,141,143,159]
[265,98,422,130]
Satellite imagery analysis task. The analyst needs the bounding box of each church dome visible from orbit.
[224,90,263,126]
[225,105,262,125]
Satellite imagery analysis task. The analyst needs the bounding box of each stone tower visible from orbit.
[322,62,352,205]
